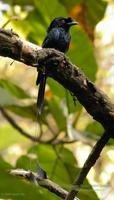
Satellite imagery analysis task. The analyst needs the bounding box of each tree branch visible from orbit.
[0,28,114,134]
[10,169,79,200]
[0,107,75,144]
[65,131,110,200]
[0,28,114,199]
[0,107,38,141]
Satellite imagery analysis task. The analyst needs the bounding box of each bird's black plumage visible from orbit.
[36,17,77,115]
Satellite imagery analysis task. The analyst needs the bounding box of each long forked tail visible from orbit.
[36,71,47,115]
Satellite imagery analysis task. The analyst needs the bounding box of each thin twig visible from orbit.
[0,28,114,199]
[0,107,38,141]
[65,131,110,200]
[41,117,58,137]
[2,16,19,28]
[0,107,75,145]
[46,132,61,143]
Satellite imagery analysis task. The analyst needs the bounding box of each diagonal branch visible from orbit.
[0,28,114,134]
[65,131,110,200]
[0,107,74,144]
[10,169,79,200]
[0,28,114,199]
[0,107,38,141]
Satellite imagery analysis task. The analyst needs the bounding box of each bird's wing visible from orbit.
[37,72,47,115]
[37,28,60,115]
[42,28,60,48]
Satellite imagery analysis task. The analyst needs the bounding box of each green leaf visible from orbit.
[85,0,107,27]
[47,78,65,99]
[26,8,47,44]
[47,78,82,113]
[85,121,104,139]
[17,145,78,186]
[4,0,101,82]
[68,28,98,81]
[0,79,30,99]
[0,124,28,150]
[48,97,67,131]
[0,157,54,200]
[0,87,16,106]
[85,121,114,145]
[65,90,82,113]
[2,0,33,5]
[6,104,36,120]
[60,0,107,28]
[59,0,82,11]
[16,144,100,199]
[0,156,12,169]
[34,0,67,21]
[78,178,100,200]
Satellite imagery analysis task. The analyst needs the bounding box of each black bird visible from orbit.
[36,17,78,115]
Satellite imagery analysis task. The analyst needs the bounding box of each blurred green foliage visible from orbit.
[0,0,108,199]
[15,144,99,200]
[0,146,99,199]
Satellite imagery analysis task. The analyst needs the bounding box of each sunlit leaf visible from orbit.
[0,79,30,99]
[86,121,104,139]
[48,97,67,131]
[16,144,99,199]
[47,78,65,99]
[60,0,107,28]
[85,121,114,145]
[2,0,33,5]
[0,157,53,200]
[0,87,16,106]
[47,78,82,113]
[6,104,36,120]
[0,125,28,150]
[68,28,98,81]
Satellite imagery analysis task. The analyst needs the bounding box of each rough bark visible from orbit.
[0,28,114,135]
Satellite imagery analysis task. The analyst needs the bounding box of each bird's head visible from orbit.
[47,17,78,32]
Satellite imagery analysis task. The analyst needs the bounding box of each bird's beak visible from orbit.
[68,21,78,26]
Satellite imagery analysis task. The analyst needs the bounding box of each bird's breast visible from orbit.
[42,28,71,53]
[57,29,70,53]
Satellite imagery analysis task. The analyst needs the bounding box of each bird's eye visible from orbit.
[61,20,65,23]
[61,20,65,25]
[59,20,65,26]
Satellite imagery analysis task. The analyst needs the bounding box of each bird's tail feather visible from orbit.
[37,71,46,115]
[36,71,42,86]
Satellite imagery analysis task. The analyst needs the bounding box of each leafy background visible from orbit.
[0,0,114,199]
